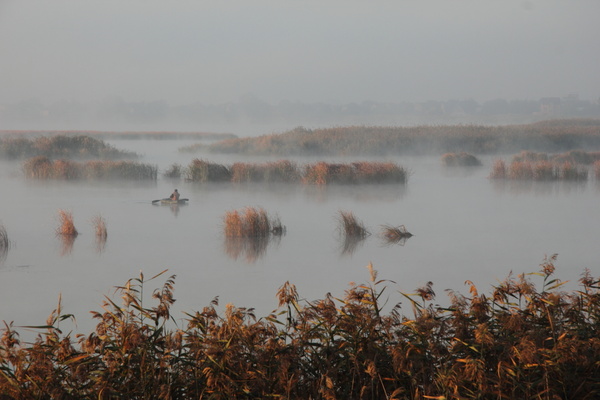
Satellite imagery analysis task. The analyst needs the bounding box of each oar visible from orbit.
[152,198,168,204]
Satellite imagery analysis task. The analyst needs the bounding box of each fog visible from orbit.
[1,1,599,132]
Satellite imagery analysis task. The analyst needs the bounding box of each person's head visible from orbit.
[174,189,178,192]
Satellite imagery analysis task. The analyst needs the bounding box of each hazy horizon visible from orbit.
[1,0,599,109]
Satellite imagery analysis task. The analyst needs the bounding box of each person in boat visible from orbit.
[169,189,180,201]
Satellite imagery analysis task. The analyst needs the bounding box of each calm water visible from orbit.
[1,139,599,335]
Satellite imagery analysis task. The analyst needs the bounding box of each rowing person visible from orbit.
[169,189,180,201]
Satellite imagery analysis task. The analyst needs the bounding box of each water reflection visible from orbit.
[340,235,368,256]
[224,234,283,263]
[491,180,588,196]
[95,235,107,254]
[303,184,407,203]
[0,225,9,265]
[58,234,77,256]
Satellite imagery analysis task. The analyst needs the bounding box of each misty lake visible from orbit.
[1,138,599,335]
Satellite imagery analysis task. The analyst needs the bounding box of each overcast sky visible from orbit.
[1,0,599,106]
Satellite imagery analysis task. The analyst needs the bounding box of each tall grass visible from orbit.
[1,256,598,398]
[22,157,158,180]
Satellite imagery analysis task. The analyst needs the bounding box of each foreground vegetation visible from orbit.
[1,256,598,399]
[185,159,407,185]
[23,156,158,180]
[185,119,600,156]
[0,135,137,160]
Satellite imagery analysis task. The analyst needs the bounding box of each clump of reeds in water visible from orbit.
[338,210,370,239]
[303,161,406,184]
[337,211,370,255]
[185,158,231,182]
[223,207,272,237]
[441,152,482,167]
[490,158,587,181]
[92,215,107,253]
[380,224,413,245]
[23,157,157,180]
[223,207,284,262]
[230,160,300,183]
[56,210,78,236]
[92,215,107,240]
[163,163,182,179]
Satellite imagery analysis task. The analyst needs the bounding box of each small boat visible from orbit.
[152,198,189,205]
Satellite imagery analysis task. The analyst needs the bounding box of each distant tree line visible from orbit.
[1,94,599,127]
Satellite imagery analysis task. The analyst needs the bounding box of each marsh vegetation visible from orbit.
[0,258,598,399]
[22,157,158,180]
[0,134,138,160]
[185,120,600,156]
[185,159,407,185]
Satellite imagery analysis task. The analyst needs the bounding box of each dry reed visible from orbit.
[380,224,413,245]
[163,163,182,178]
[56,210,77,236]
[0,257,599,398]
[223,207,278,237]
[23,157,157,180]
[338,210,370,239]
[92,215,107,240]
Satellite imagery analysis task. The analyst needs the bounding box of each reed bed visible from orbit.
[22,157,158,180]
[490,158,588,181]
[184,159,407,185]
[202,120,600,156]
[513,149,600,165]
[303,161,407,184]
[0,134,138,160]
[185,158,231,182]
[1,256,598,398]
[230,160,300,183]
[441,151,482,166]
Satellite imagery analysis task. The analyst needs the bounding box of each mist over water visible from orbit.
[1,140,598,336]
